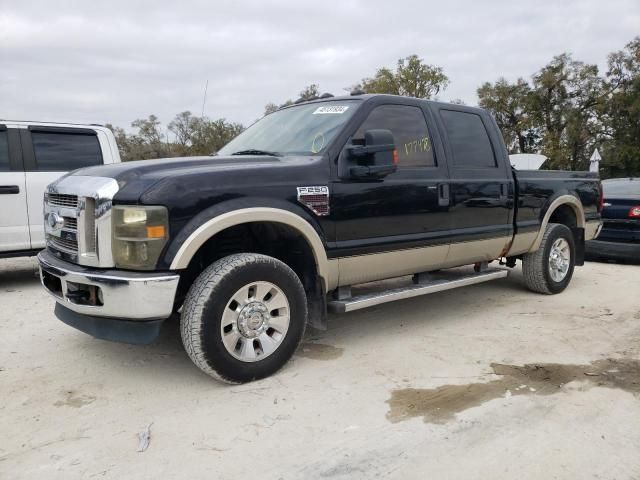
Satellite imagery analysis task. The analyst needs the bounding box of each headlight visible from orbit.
[112,205,169,270]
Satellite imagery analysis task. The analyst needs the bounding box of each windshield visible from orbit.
[603,179,639,196]
[217,100,359,156]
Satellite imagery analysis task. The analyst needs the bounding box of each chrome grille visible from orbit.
[48,193,79,208]
[84,198,97,253]
[44,176,118,267]
[46,205,80,258]
[63,217,77,230]
[47,234,78,253]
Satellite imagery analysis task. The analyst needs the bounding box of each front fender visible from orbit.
[159,197,333,288]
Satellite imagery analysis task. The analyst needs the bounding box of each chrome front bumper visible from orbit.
[38,250,180,320]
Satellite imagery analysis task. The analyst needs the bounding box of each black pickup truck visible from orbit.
[38,94,603,383]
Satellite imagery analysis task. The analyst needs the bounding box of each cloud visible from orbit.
[1,0,638,129]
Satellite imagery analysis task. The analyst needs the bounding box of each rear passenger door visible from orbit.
[0,126,30,252]
[22,127,104,248]
[435,107,514,263]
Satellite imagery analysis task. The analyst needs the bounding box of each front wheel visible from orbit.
[522,223,575,294]
[180,253,307,383]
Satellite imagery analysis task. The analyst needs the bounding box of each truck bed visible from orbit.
[513,169,602,235]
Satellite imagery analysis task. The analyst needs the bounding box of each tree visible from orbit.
[529,54,605,170]
[105,117,168,161]
[477,78,540,154]
[600,37,640,177]
[297,84,320,101]
[107,113,244,160]
[263,102,280,116]
[263,84,320,116]
[190,117,244,155]
[126,115,170,160]
[355,55,449,99]
[131,115,164,146]
[105,123,133,161]
[168,111,199,153]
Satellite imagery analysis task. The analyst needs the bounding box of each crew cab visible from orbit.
[0,121,121,258]
[37,94,603,383]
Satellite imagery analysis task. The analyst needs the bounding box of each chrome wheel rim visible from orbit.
[220,281,290,362]
[548,238,571,282]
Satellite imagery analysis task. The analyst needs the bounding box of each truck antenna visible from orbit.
[201,80,209,118]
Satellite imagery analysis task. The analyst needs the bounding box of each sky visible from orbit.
[1,0,639,132]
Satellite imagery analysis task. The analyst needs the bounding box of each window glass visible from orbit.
[354,105,435,167]
[440,110,496,168]
[31,132,102,171]
[0,131,9,171]
[217,101,359,156]
[603,179,639,196]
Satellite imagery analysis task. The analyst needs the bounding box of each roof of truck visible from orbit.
[277,93,482,113]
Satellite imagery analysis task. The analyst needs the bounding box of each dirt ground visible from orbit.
[1,257,639,480]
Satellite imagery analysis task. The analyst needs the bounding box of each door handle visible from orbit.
[499,183,508,200]
[0,185,20,194]
[438,183,450,207]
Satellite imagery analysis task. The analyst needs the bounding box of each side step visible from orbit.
[327,268,508,314]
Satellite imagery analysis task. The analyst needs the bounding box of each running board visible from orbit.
[328,268,509,314]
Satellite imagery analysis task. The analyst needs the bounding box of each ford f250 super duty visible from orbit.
[38,94,603,383]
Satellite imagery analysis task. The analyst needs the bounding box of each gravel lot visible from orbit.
[1,256,639,479]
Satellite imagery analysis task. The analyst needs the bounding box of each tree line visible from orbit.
[108,37,639,177]
[106,113,243,160]
[478,37,639,176]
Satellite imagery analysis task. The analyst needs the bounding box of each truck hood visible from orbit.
[67,154,324,205]
[75,155,283,185]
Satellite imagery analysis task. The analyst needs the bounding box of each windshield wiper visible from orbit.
[230,149,281,156]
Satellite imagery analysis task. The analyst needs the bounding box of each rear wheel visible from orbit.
[181,253,307,383]
[522,223,575,294]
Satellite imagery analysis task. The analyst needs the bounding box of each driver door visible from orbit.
[330,102,451,286]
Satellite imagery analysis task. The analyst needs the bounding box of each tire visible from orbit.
[522,223,575,294]
[181,253,307,383]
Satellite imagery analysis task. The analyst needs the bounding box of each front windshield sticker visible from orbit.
[312,105,349,115]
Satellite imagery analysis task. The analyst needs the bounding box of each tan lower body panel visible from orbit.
[505,231,538,256]
[445,236,511,268]
[585,220,602,241]
[336,244,449,286]
[506,220,602,258]
[330,220,602,288]
[335,236,510,287]
[327,259,340,290]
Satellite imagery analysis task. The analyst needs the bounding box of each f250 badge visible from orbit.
[297,186,330,217]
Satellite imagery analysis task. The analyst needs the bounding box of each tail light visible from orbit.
[629,206,640,218]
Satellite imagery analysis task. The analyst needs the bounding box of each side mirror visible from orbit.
[339,129,398,179]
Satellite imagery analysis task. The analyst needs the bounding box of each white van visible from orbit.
[0,121,121,258]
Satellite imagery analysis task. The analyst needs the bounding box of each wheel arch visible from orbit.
[531,194,585,251]
[169,207,332,291]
